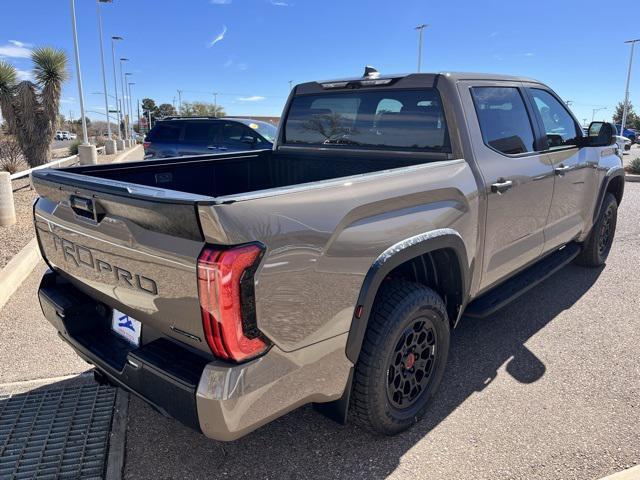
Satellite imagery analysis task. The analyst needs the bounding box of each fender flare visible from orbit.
[345,228,470,364]
[593,168,625,223]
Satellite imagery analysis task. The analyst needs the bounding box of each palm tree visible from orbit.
[0,47,68,167]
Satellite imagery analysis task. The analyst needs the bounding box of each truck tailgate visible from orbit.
[32,169,211,355]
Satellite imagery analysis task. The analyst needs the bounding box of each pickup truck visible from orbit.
[32,70,624,441]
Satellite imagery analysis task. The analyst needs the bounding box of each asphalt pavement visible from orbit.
[1,184,638,480]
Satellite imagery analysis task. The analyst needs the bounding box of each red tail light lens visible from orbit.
[143,141,151,149]
[197,244,268,362]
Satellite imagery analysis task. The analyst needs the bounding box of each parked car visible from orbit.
[142,117,277,159]
[68,133,77,140]
[615,134,631,154]
[55,130,64,140]
[32,70,624,441]
[615,124,636,143]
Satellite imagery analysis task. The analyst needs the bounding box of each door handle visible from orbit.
[554,164,571,175]
[207,145,217,150]
[217,146,228,151]
[490,178,513,194]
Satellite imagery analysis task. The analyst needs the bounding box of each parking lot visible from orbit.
[0,182,637,479]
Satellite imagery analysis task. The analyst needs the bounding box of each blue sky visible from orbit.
[0,0,634,124]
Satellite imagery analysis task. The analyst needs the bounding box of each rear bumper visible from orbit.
[38,269,352,441]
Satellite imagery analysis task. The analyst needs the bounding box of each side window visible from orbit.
[148,122,181,142]
[529,89,580,149]
[183,122,214,144]
[471,87,536,155]
[222,123,256,146]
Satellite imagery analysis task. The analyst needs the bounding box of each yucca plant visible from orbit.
[0,47,68,167]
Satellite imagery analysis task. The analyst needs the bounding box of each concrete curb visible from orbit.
[599,465,640,480]
[105,388,129,480]
[0,238,41,312]
[113,144,143,164]
[625,173,640,182]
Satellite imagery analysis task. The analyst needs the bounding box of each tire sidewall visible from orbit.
[368,293,450,433]
[595,195,618,264]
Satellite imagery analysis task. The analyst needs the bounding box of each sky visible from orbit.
[0,0,634,125]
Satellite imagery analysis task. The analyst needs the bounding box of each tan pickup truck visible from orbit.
[32,70,624,440]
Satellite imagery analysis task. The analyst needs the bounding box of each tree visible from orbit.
[181,101,225,118]
[612,101,640,129]
[156,103,177,119]
[0,47,68,166]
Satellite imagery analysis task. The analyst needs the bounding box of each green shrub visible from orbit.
[629,158,640,175]
[68,139,81,156]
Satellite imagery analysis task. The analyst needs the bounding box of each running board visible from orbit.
[464,243,581,319]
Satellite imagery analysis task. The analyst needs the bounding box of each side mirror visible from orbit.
[587,121,616,147]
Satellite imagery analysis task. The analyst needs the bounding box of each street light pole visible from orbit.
[110,36,123,139]
[69,0,89,145]
[96,0,113,141]
[414,24,428,73]
[119,58,129,140]
[127,81,135,138]
[213,92,218,116]
[621,39,640,134]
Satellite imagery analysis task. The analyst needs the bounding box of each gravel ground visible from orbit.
[124,184,640,480]
[0,178,38,269]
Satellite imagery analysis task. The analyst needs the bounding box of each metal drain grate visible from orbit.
[0,384,117,479]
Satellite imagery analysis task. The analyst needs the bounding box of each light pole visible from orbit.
[69,0,97,164]
[177,89,183,114]
[128,81,135,138]
[621,39,640,134]
[69,0,89,145]
[96,0,117,154]
[119,58,129,140]
[110,36,123,143]
[592,107,607,122]
[414,24,428,73]
[213,92,218,116]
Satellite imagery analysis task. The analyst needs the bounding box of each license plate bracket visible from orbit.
[111,309,142,346]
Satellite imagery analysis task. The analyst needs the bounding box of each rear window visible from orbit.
[147,121,182,142]
[284,89,450,152]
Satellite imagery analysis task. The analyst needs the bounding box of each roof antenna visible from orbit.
[363,66,380,79]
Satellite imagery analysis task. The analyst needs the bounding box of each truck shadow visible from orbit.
[124,263,603,480]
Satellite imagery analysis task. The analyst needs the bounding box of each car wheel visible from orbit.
[350,280,450,435]
[576,193,618,267]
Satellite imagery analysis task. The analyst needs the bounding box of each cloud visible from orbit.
[15,68,33,81]
[208,25,227,47]
[238,96,266,102]
[0,40,32,58]
[488,31,499,38]
[237,62,248,70]
[223,58,233,68]
[524,52,534,57]
[270,0,291,5]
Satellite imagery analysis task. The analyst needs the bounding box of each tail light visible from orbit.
[143,141,151,149]
[197,244,269,362]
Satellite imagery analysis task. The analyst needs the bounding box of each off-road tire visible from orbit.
[350,280,450,435]
[576,193,618,267]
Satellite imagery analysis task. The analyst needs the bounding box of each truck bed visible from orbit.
[44,148,438,200]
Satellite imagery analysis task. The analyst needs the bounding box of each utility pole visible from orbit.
[177,89,183,114]
[127,81,135,138]
[621,39,640,134]
[119,58,129,140]
[414,24,428,73]
[110,36,123,140]
[213,92,218,116]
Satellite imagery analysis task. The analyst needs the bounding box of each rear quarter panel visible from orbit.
[199,160,480,352]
